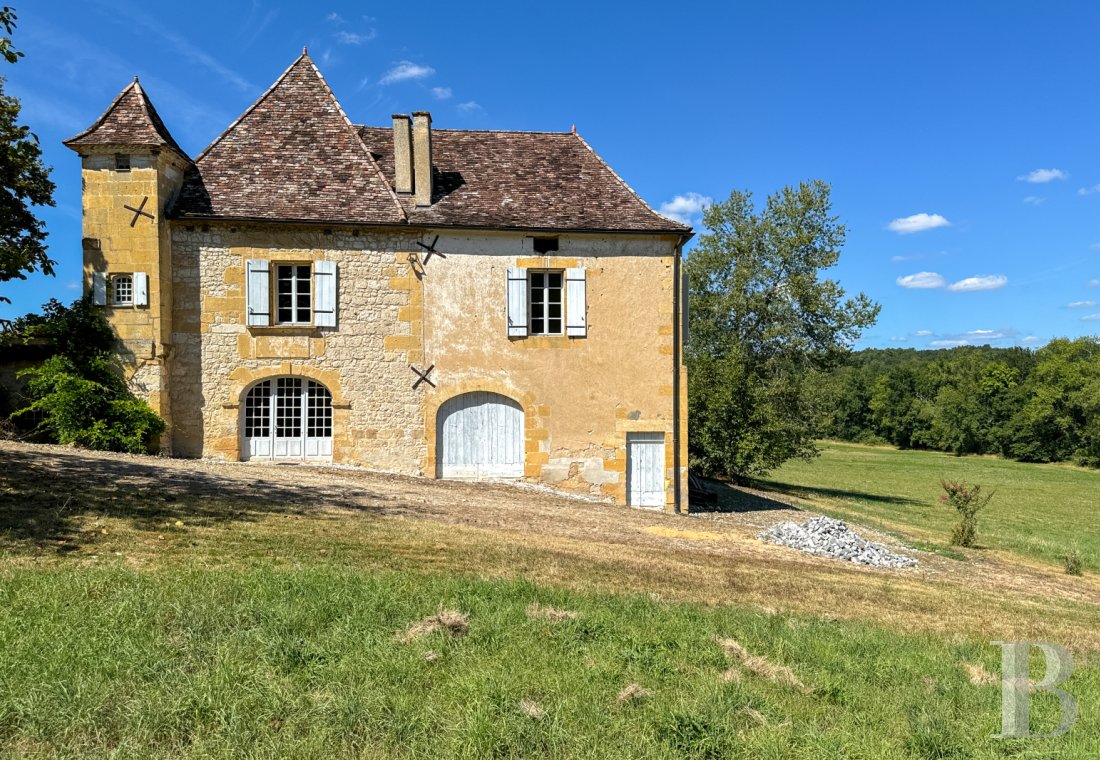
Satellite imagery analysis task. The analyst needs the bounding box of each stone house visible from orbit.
[63,52,692,511]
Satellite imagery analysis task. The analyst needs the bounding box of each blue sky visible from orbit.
[4,0,1100,349]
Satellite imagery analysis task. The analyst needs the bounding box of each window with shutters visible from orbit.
[276,264,312,325]
[528,270,563,335]
[111,274,133,306]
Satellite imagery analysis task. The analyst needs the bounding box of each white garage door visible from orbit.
[627,432,666,508]
[438,392,524,479]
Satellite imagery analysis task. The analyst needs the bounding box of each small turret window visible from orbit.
[112,274,133,306]
[114,153,131,172]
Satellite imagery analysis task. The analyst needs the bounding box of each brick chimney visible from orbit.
[412,111,432,207]
[392,114,413,195]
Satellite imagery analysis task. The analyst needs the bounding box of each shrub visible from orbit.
[1063,546,1084,576]
[939,480,995,548]
[15,355,164,454]
[10,297,165,454]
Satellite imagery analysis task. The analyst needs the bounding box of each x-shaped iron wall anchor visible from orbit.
[416,235,445,265]
[124,196,155,227]
[410,364,436,390]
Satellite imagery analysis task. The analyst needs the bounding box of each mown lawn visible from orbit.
[757,441,1100,570]
[1,566,1095,759]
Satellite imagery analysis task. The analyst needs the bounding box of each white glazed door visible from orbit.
[243,378,332,460]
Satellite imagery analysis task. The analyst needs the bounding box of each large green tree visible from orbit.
[685,181,879,480]
[0,7,56,302]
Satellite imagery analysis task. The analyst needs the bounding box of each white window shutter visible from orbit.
[245,259,270,327]
[565,268,587,337]
[92,272,107,306]
[314,260,337,327]
[133,272,149,307]
[506,267,528,337]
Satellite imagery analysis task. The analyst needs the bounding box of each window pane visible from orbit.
[531,303,544,320]
[278,293,292,308]
[548,273,562,288]
[296,265,310,280]
[548,319,562,334]
[548,304,561,319]
[531,272,545,288]
[548,288,561,303]
[275,378,302,437]
[297,294,310,308]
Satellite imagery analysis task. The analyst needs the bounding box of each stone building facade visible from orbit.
[64,53,692,511]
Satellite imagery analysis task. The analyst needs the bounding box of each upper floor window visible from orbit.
[114,153,131,172]
[507,266,586,339]
[112,274,133,306]
[245,260,337,329]
[276,264,312,324]
[528,270,563,335]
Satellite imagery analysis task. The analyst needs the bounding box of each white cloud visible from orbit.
[1077,184,1100,196]
[896,271,946,289]
[1021,335,1041,345]
[947,274,1008,292]
[457,100,482,112]
[1082,313,1100,322]
[887,213,951,234]
[1090,243,1100,250]
[1090,279,1100,287]
[1023,195,1045,205]
[325,12,344,22]
[658,192,713,225]
[931,339,970,348]
[912,329,933,337]
[1067,300,1099,309]
[379,61,435,85]
[889,336,908,342]
[65,280,80,291]
[336,30,376,44]
[1018,168,1068,183]
[431,86,452,100]
[964,329,1008,339]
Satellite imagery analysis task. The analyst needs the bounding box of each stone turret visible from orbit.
[63,77,190,447]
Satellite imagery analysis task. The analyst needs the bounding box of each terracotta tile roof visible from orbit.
[357,127,688,233]
[63,78,188,161]
[172,54,405,225]
[168,52,687,234]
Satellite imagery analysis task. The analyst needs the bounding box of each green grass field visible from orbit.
[1,567,1094,759]
[757,441,1100,570]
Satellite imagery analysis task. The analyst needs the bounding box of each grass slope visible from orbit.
[1,567,1094,759]
[757,441,1100,570]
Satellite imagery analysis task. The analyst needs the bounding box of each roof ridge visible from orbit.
[62,79,138,145]
[131,80,189,161]
[193,52,308,163]
[301,56,407,223]
[570,131,690,232]
[358,124,574,137]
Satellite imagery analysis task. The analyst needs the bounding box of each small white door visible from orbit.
[438,392,524,479]
[243,378,333,460]
[627,432,666,508]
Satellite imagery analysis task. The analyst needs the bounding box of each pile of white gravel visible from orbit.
[759,516,917,569]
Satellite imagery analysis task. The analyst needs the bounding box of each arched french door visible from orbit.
[437,391,524,479]
[242,377,333,460]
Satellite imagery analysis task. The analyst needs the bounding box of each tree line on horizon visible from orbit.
[816,340,1100,467]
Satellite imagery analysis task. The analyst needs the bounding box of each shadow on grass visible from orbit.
[751,481,925,510]
[0,445,426,551]
[689,477,802,514]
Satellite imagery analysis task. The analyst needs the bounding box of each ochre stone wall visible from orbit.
[168,224,426,473]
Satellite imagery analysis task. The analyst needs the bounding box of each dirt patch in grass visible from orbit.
[616,683,653,703]
[962,662,998,686]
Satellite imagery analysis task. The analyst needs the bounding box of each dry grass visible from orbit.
[526,601,579,622]
[714,636,812,694]
[2,440,1100,654]
[518,699,546,720]
[962,662,998,686]
[616,683,653,703]
[396,609,468,643]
